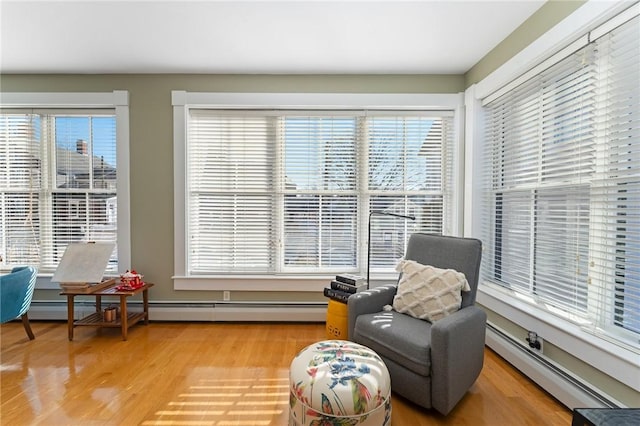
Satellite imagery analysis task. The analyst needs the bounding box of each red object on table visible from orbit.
[117,269,144,291]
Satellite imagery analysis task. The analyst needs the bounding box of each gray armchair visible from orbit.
[348,233,485,415]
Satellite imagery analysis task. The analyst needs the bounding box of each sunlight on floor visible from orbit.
[140,373,289,425]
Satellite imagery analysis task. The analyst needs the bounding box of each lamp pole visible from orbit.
[367,210,416,289]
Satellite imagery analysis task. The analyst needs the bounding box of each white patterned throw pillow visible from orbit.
[392,259,470,322]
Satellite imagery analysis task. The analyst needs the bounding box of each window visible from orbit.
[174,93,461,287]
[481,13,639,346]
[0,92,130,279]
[282,114,358,270]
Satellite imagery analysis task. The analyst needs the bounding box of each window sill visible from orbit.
[173,273,399,292]
[477,283,640,392]
[173,275,333,292]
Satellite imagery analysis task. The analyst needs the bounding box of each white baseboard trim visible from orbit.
[27,301,327,323]
[485,323,623,409]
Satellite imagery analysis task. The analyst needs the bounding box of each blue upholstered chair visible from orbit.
[348,234,484,415]
[1,266,38,340]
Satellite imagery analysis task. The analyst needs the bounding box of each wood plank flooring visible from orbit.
[1,321,572,425]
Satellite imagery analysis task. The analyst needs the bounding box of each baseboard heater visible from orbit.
[28,300,327,323]
[485,322,622,410]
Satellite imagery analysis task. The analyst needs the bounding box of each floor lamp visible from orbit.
[367,211,416,289]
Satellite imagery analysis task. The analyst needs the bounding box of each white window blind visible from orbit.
[590,15,640,337]
[482,13,639,346]
[282,114,358,269]
[0,110,118,273]
[187,110,276,273]
[368,114,453,270]
[186,108,455,276]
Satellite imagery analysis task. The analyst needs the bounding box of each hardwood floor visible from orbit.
[1,321,572,425]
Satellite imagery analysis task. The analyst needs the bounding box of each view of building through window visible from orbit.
[0,113,118,273]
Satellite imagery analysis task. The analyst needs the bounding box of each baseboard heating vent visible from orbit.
[29,301,77,321]
[28,300,327,323]
[485,323,622,410]
[211,302,326,322]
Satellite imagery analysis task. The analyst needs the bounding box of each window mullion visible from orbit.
[358,116,369,275]
[587,45,611,329]
[39,115,55,269]
[274,117,284,274]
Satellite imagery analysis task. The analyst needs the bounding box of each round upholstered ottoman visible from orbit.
[289,340,391,426]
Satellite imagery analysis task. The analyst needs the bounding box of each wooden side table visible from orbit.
[61,282,154,341]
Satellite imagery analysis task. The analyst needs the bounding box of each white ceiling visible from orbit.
[0,0,546,75]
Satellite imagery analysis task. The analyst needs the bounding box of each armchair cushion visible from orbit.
[353,309,432,376]
[392,259,470,322]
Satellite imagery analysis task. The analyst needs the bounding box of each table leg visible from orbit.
[143,288,150,325]
[96,295,102,314]
[120,295,128,340]
[67,295,74,341]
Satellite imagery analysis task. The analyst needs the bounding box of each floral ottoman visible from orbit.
[289,340,391,426]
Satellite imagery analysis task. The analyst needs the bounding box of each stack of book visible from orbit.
[323,273,367,303]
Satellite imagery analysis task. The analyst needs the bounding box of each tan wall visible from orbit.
[1,1,588,304]
[464,0,587,86]
[2,1,590,303]
[1,74,463,303]
[1,1,588,303]
[5,0,635,406]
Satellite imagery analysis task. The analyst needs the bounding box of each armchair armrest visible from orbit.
[1,266,37,322]
[430,305,487,415]
[347,284,397,340]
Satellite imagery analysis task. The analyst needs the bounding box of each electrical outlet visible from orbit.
[223,290,230,301]
[526,331,543,352]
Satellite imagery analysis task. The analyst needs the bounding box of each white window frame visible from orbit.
[0,91,131,289]
[465,1,640,394]
[173,91,464,291]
